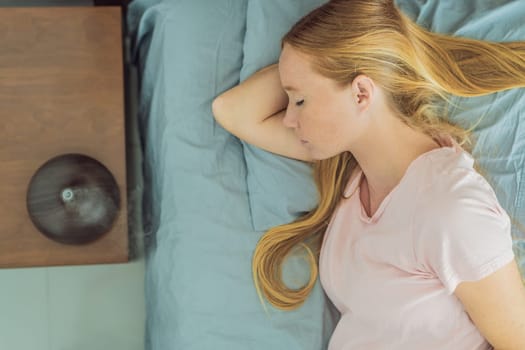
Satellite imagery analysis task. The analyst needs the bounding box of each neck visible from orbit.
[350,113,440,201]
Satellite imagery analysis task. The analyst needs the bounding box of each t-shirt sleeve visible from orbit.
[414,170,515,295]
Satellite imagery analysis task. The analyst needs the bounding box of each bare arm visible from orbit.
[455,260,525,350]
[212,64,313,162]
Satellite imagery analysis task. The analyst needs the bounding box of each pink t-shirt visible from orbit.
[319,141,515,350]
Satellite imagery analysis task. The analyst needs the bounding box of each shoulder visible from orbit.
[411,149,514,293]
[417,148,505,218]
[413,148,511,245]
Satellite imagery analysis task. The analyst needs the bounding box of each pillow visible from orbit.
[239,2,339,348]
[129,1,340,349]
[240,0,328,232]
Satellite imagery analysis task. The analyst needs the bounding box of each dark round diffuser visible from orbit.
[26,153,120,245]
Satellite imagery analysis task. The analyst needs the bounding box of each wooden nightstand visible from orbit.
[0,7,128,268]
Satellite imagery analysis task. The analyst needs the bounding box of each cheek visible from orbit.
[303,94,353,140]
[307,112,348,149]
[320,103,357,148]
[321,104,351,133]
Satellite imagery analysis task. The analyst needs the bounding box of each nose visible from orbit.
[282,108,299,129]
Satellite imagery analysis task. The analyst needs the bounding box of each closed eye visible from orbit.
[295,99,304,107]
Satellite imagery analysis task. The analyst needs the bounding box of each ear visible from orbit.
[351,74,374,111]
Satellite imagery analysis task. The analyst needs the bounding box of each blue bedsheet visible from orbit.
[128,1,336,349]
[128,0,525,349]
[396,0,525,272]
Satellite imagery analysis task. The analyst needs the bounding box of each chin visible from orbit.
[312,150,348,162]
[310,151,332,161]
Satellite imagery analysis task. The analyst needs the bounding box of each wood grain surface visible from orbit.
[0,7,128,268]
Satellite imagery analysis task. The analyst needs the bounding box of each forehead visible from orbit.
[279,45,312,69]
[278,45,317,88]
[279,46,341,95]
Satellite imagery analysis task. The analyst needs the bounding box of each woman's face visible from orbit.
[278,44,364,160]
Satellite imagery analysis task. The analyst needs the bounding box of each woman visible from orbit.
[212,0,525,349]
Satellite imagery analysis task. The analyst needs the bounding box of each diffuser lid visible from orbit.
[26,153,120,245]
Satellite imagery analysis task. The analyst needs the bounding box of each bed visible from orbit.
[126,0,525,349]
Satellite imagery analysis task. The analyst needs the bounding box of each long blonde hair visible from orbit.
[252,0,525,311]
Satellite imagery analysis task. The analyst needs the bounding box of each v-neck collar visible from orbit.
[342,141,460,224]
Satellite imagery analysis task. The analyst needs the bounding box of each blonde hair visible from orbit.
[253,0,525,310]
